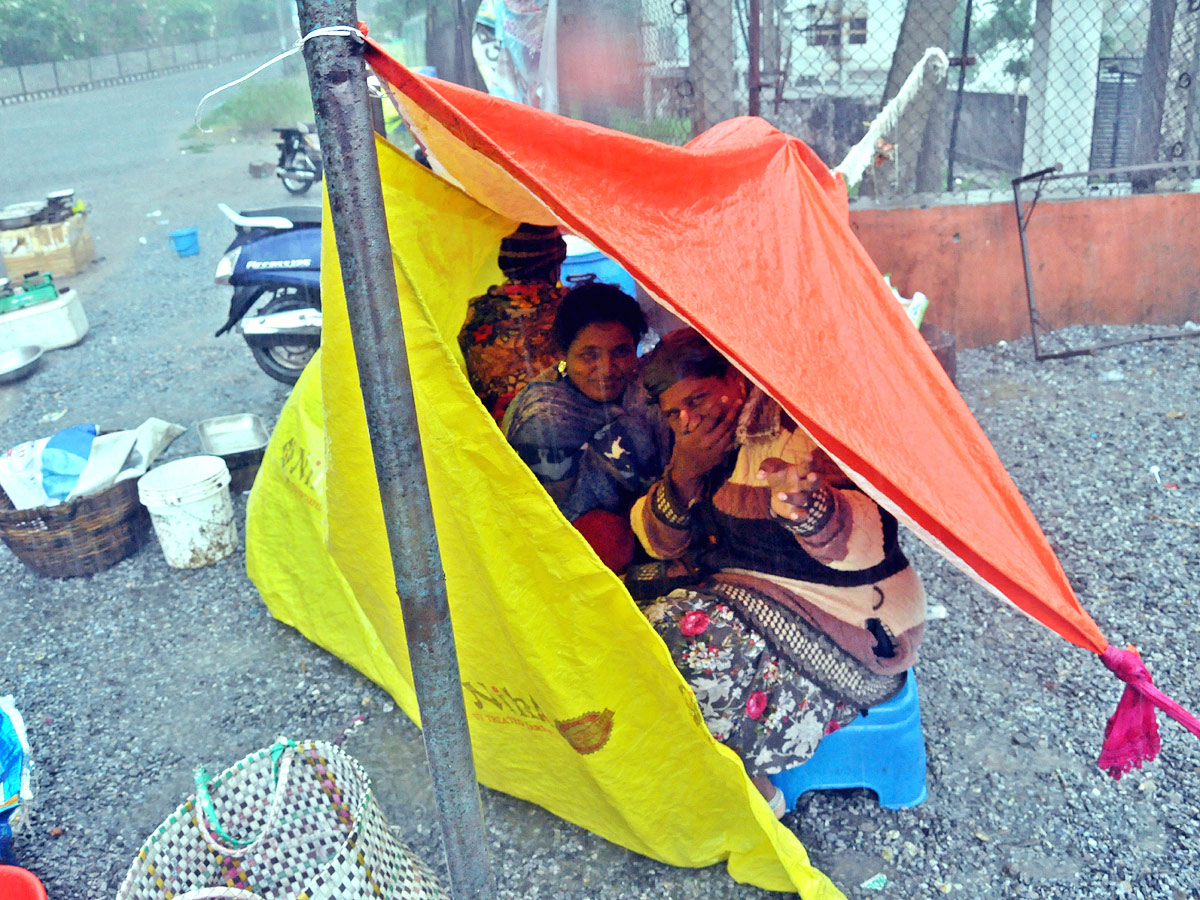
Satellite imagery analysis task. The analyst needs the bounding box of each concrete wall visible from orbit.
[848,192,1200,348]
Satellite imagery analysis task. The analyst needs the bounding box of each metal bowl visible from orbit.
[0,201,47,230]
[0,346,43,384]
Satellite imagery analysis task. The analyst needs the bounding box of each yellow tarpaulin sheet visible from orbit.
[246,136,843,898]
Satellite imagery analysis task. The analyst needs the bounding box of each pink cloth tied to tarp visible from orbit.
[1097,644,1200,779]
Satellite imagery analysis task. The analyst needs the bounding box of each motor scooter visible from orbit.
[214,203,322,384]
[274,124,323,195]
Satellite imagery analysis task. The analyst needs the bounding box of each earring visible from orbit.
[557,359,567,375]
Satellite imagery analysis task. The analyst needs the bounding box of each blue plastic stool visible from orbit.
[770,670,927,811]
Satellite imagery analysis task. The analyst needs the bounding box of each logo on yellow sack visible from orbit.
[462,682,614,752]
[463,681,554,735]
[274,435,325,504]
[555,709,615,755]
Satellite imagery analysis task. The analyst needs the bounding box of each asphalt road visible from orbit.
[0,59,298,439]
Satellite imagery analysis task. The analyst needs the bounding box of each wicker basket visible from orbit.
[0,477,150,577]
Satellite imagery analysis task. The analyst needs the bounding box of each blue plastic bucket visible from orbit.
[561,236,637,298]
[168,227,200,258]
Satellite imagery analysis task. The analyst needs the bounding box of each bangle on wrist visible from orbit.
[651,476,692,529]
[772,485,833,536]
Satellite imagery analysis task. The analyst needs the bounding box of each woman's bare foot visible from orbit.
[752,775,786,818]
[752,775,775,800]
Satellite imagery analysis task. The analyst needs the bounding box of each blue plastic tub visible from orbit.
[561,236,637,298]
[168,227,200,258]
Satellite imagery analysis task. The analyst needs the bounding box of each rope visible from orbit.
[1101,645,1200,739]
[834,47,950,190]
[194,25,365,133]
[193,738,296,853]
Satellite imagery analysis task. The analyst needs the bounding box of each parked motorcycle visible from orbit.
[274,124,323,195]
[214,203,322,384]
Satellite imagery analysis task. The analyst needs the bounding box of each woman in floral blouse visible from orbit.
[458,223,569,423]
[632,329,927,817]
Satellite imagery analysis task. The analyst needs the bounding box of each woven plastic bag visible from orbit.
[115,739,447,900]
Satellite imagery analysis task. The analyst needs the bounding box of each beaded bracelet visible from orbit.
[773,485,834,536]
[650,477,691,528]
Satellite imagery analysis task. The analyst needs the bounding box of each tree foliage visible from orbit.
[0,0,88,65]
[0,0,277,65]
[361,0,436,37]
[970,0,1033,79]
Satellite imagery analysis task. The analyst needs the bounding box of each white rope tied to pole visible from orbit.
[193,25,365,133]
[835,47,950,190]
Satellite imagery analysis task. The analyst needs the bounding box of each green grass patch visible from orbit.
[183,77,314,143]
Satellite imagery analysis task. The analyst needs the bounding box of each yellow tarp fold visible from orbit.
[247,136,844,898]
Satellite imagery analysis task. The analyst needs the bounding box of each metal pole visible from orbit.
[1011,178,1043,360]
[747,0,761,117]
[946,0,972,192]
[292,2,497,898]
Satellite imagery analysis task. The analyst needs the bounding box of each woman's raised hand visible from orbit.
[666,395,740,501]
[756,456,828,522]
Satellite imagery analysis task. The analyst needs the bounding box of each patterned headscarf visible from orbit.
[499,223,567,282]
[642,328,730,402]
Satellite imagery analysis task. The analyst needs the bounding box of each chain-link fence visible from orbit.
[376,1,1200,203]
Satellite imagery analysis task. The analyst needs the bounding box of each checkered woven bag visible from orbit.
[115,739,448,900]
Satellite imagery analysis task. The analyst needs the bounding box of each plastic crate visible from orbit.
[0,274,57,315]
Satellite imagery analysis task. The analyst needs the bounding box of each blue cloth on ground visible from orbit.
[40,423,98,501]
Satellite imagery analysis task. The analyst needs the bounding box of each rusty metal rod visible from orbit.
[1011,178,1044,360]
[747,0,761,117]
[292,1,496,897]
[945,0,972,192]
[1013,158,1200,184]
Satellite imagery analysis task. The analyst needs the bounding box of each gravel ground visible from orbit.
[4,73,1200,900]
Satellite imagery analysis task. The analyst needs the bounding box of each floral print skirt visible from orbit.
[643,586,858,777]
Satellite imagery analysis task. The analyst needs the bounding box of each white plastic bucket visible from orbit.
[137,455,237,569]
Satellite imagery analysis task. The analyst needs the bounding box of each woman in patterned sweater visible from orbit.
[632,329,927,817]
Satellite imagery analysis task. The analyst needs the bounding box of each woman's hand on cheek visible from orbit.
[667,396,739,498]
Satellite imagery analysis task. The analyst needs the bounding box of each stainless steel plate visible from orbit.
[0,201,48,230]
[0,345,43,384]
[197,413,270,455]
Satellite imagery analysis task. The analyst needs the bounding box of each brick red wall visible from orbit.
[849,193,1200,348]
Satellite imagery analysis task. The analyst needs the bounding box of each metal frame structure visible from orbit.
[945,0,974,192]
[1012,160,1200,361]
[292,1,496,898]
